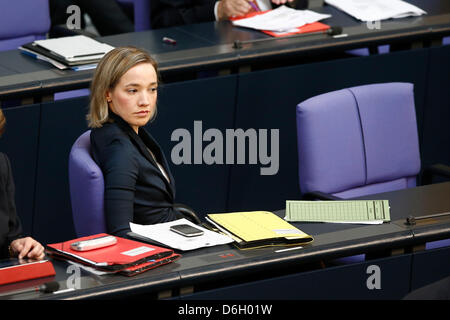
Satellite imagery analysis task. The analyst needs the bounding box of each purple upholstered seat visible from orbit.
[296,82,421,198]
[68,130,106,236]
[346,45,390,56]
[117,0,151,31]
[0,0,51,51]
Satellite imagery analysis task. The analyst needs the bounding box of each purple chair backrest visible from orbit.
[296,82,421,198]
[117,0,151,31]
[68,130,107,236]
[0,0,51,51]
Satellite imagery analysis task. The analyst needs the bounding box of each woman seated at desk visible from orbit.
[88,46,199,238]
[0,109,45,260]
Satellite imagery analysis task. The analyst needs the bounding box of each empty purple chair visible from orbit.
[296,82,421,199]
[0,0,51,51]
[69,130,107,237]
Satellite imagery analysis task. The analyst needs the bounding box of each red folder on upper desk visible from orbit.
[230,10,330,38]
[46,233,179,273]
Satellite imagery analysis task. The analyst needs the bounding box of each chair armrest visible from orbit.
[301,191,343,200]
[173,203,202,225]
[421,163,450,185]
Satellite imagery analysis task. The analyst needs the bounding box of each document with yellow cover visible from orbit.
[206,211,313,249]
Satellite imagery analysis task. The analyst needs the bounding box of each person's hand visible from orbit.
[217,0,253,20]
[10,237,45,260]
[271,0,295,5]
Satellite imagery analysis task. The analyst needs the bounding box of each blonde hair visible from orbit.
[87,46,159,128]
[0,108,5,137]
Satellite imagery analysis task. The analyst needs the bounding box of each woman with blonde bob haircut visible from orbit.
[88,46,159,128]
[88,46,198,238]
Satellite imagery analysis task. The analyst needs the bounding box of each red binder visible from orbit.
[120,252,180,276]
[262,21,330,37]
[46,233,178,273]
[231,10,330,37]
[0,259,56,286]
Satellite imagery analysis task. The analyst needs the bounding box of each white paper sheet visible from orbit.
[325,0,426,22]
[130,219,234,251]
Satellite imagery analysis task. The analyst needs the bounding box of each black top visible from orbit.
[0,153,22,258]
[90,113,184,238]
[151,0,310,29]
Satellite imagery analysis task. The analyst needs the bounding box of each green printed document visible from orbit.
[284,200,390,224]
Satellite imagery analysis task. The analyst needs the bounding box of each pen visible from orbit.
[275,246,303,253]
[162,36,177,45]
[248,1,260,12]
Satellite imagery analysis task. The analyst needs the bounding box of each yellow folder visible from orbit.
[206,211,313,249]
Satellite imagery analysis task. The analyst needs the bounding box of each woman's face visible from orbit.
[106,62,158,133]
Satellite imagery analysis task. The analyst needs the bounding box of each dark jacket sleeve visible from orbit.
[273,0,309,9]
[91,133,140,238]
[151,0,216,29]
[0,153,22,258]
[293,0,309,10]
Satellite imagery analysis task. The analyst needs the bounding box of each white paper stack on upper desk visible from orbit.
[130,218,234,251]
[231,5,331,32]
[33,35,114,63]
[325,0,426,22]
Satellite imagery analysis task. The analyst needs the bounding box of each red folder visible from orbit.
[262,21,330,37]
[120,252,180,276]
[46,233,177,273]
[0,259,56,286]
[231,10,330,38]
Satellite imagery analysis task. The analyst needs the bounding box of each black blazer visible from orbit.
[0,153,22,258]
[151,0,309,29]
[91,113,183,238]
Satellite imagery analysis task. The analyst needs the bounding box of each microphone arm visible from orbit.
[0,281,60,298]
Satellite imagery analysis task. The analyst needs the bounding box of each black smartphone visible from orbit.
[170,224,204,237]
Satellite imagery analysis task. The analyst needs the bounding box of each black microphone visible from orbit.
[0,281,60,297]
[233,26,343,48]
[327,26,343,36]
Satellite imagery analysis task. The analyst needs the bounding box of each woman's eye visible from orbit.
[127,89,137,93]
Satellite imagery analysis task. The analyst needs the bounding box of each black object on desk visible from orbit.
[406,211,450,226]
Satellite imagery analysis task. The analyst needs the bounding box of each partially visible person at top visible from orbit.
[151,0,309,29]
[49,0,134,36]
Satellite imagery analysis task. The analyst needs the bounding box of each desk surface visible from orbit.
[0,0,449,99]
[1,182,448,300]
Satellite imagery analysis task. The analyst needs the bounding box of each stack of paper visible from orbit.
[284,200,391,224]
[130,218,234,251]
[231,5,331,33]
[206,211,313,249]
[325,0,426,22]
[46,233,180,276]
[19,35,114,71]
